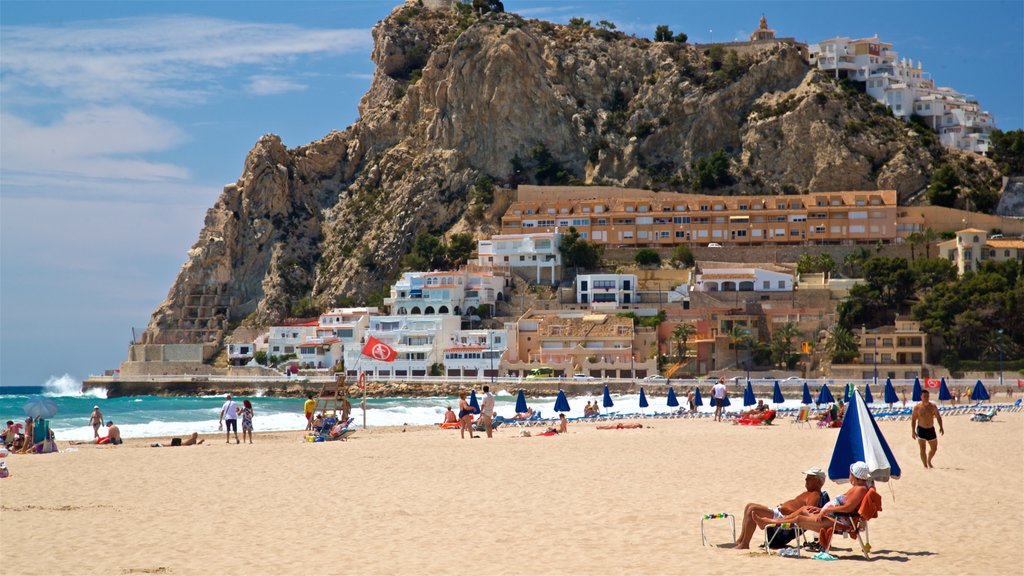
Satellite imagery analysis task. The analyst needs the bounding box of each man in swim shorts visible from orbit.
[911,389,944,468]
[735,467,825,549]
[303,394,316,431]
[711,380,727,422]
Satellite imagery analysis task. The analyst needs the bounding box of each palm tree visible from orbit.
[771,321,802,367]
[824,325,859,364]
[672,323,697,362]
[729,324,752,369]
[922,227,938,260]
[843,247,872,277]
[907,231,925,262]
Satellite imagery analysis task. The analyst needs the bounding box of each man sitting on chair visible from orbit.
[735,467,826,549]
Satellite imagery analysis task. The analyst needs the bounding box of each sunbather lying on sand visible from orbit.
[596,423,643,430]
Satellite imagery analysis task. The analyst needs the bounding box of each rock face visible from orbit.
[144,3,999,344]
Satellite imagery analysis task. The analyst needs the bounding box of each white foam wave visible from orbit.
[42,374,107,398]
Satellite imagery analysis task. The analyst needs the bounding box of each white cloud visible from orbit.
[0,15,371,105]
[245,75,309,96]
[1,106,190,186]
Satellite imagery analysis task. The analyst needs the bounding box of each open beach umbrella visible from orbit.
[469,389,481,415]
[912,377,922,402]
[938,378,952,402]
[693,387,704,407]
[554,389,571,413]
[971,380,990,402]
[801,382,812,405]
[515,389,528,414]
[816,384,835,405]
[864,382,874,405]
[602,385,614,410]
[883,378,898,406]
[666,386,680,408]
[773,381,785,405]
[743,381,756,407]
[828,389,901,483]
[23,396,58,419]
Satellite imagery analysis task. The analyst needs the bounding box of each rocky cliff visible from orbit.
[144,2,1000,344]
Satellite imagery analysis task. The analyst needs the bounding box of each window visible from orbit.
[597,219,607,225]
[777,280,785,289]
[572,219,589,226]
[763,281,770,289]
[626,206,635,212]
[674,217,691,224]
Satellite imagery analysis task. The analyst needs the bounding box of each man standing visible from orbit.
[912,389,944,468]
[480,385,496,438]
[303,394,316,431]
[89,405,104,439]
[711,379,727,422]
[735,467,826,549]
[219,394,240,444]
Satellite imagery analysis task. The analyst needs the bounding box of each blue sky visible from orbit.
[1,1,1021,387]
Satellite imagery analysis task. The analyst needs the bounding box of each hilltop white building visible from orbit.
[693,267,794,292]
[576,274,638,306]
[809,35,994,153]
[385,269,507,316]
[475,232,562,284]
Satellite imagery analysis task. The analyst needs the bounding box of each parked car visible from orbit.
[572,373,597,381]
[642,375,668,383]
[782,376,802,382]
[707,242,723,248]
[527,366,555,379]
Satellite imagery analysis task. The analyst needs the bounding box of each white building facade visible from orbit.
[694,268,795,292]
[475,232,562,284]
[576,274,638,305]
[343,315,461,379]
[385,270,506,316]
[442,329,509,378]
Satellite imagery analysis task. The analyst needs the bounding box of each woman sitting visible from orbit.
[756,462,872,534]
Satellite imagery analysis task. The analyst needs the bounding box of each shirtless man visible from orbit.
[442,406,457,424]
[89,406,104,439]
[735,467,826,549]
[687,389,696,412]
[912,389,944,468]
[98,420,122,445]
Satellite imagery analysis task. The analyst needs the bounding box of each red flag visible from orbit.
[925,378,940,389]
[362,336,397,362]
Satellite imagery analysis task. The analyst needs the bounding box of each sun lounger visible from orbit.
[970,408,998,422]
[819,486,882,559]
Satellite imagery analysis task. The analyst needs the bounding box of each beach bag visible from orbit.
[0,462,9,478]
[765,525,797,549]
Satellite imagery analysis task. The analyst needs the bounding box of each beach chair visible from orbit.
[700,513,735,547]
[764,490,829,553]
[970,408,998,422]
[819,486,882,559]
[792,406,811,429]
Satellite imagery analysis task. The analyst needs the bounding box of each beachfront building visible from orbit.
[693,266,794,293]
[576,274,637,306]
[344,315,461,379]
[809,35,994,153]
[226,342,255,366]
[475,232,562,284]
[297,336,343,369]
[385,269,506,316]
[318,307,378,343]
[268,320,320,358]
[442,329,508,378]
[503,311,658,378]
[937,228,1024,275]
[501,187,903,247]
[857,320,927,381]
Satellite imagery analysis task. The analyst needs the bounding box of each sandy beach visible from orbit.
[3,410,1022,575]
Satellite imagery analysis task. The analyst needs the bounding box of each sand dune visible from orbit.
[2,411,1022,575]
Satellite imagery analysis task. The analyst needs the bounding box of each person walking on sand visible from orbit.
[240,399,254,444]
[89,405,104,439]
[458,390,476,439]
[219,394,240,444]
[480,385,496,438]
[711,380,727,422]
[912,389,944,468]
[303,394,316,431]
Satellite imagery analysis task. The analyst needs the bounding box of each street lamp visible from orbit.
[489,331,495,387]
[998,328,1004,389]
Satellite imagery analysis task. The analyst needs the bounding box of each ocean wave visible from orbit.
[42,374,107,399]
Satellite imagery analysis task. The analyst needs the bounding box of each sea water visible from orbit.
[1,375,851,441]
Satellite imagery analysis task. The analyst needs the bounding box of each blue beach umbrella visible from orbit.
[828,389,901,483]
[693,387,704,407]
[938,378,952,402]
[469,389,481,415]
[912,378,922,402]
[639,387,649,409]
[883,378,899,406]
[515,389,528,414]
[743,381,756,407]
[23,396,58,419]
[801,382,812,405]
[602,385,614,410]
[864,382,874,405]
[721,394,732,408]
[554,389,571,413]
[667,386,680,408]
[816,384,835,405]
[773,381,785,405]
[971,380,990,402]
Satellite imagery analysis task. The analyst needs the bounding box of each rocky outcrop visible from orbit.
[144,3,1001,344]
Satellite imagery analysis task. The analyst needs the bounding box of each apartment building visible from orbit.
[296,336,343,369]
[693,266,794,293]
[937,228,1024,275]
[501,188,902,247]
[267,320,319,358]
[442,329,509,378]
[576,274,637,306]
[809,35,995,153]
[385,269,506,316]
[343,315,461,379]
[475,232,562,284]
[858,319,927,381]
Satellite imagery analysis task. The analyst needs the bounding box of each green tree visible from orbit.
[290,296,321,318]
[989,129,1024,176]
[692,149,731,189]
[728,324,752,369]
[926,164,960,208]
[671,244,695,268]
[596,20,617,30]
[469,174,494,205]
[796,253,837,275]
[254,351,268,366]
[471,0,504,14]
[824,325,859,364]
[672,323,697,362]
[559,226,603,271]
[770,322,801,368]
[674,32,688,43]
[843,247,872,277]
[906,231,925,261]
[634,248,661,267]
[654,25,673,41]
[446,233,475,268]
[568,17,590,28]
[403,232,447,270]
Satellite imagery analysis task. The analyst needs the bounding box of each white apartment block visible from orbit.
[343,315,461,379]
[694,267,794,292]
[385,269,506,316]
[576,274,638,306]
[442,329,509,378]
[937,228,1024,275]
[810,35,994,153]
[296,336,343,369]
[475,232,562,284]
[227,342,255,366]
[267,320,319,358]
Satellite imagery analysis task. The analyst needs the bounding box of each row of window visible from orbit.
[514,198,884,216]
